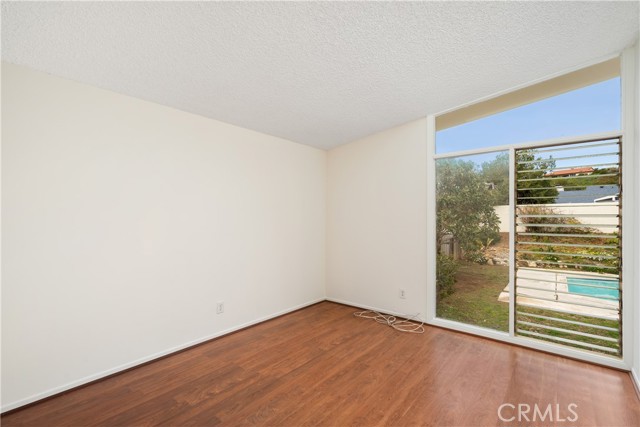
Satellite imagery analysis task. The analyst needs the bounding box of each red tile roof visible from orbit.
[546,167,594,177]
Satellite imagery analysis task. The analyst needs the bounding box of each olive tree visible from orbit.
[436,159,500,263]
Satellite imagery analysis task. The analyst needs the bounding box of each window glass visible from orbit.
[436,78,620,154]
[436,151,510,332]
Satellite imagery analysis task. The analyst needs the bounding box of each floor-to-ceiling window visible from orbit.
[429,56,633,367]
[513,138,622,356]
[436,150,510,332]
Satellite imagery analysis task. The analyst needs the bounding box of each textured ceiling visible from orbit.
[2,2,638,150]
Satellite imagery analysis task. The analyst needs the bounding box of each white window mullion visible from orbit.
[509,148,516,337]
[620,43,637,369]
[425,115,437,322]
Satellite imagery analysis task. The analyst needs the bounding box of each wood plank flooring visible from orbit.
[2,301,639,426]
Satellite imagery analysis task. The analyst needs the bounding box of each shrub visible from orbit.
[518,205,593,235]
[437,255,458,300]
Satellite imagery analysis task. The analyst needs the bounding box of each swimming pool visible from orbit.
[567,277,619,300]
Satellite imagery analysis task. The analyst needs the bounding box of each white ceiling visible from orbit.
[2,2,638,150]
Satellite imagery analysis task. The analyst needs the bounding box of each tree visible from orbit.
[516,150,558,204]
[436,159,500,262]
[481,152,509,205]
[480,150,559,205]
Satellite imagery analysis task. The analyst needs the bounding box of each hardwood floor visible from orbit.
[2,301,639,426]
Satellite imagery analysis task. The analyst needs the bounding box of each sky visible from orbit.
[435,77,621,168]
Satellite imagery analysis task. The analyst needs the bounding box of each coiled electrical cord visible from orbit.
[353,310,425,333]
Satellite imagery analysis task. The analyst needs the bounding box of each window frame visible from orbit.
[426,49,637,370]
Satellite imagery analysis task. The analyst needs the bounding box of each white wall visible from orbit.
[630,40,640,393]
[1,63,326,410]
[494,205,510,233]
[326,118,428,319]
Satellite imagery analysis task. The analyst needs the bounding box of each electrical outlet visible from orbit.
[216,301,224,314]
[399,289,406,299]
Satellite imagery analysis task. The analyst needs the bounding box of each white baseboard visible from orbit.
[1,298,325,413]
[325,297,426,322]
[631,368,640,400]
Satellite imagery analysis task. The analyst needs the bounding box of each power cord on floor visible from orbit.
[353,310,425,333]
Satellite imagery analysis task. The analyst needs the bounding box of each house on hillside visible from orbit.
[545,166,594,177]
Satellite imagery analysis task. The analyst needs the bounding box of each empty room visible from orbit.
[2,2,640,426]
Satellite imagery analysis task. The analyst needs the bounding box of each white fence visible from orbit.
[494,202,619,233]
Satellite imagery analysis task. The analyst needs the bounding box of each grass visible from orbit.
[436,261,509,332]
[516,306,620,355]
[436,260,620,356]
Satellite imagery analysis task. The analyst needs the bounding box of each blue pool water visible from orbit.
[567,277,619,300]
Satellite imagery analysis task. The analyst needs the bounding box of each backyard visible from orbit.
[436,143,621,356]
[437,253,620,354]
[436,261,509,331]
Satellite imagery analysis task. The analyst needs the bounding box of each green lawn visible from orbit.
[436,261,509,332]
[436,260,620,355]
[516,306,620,354]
